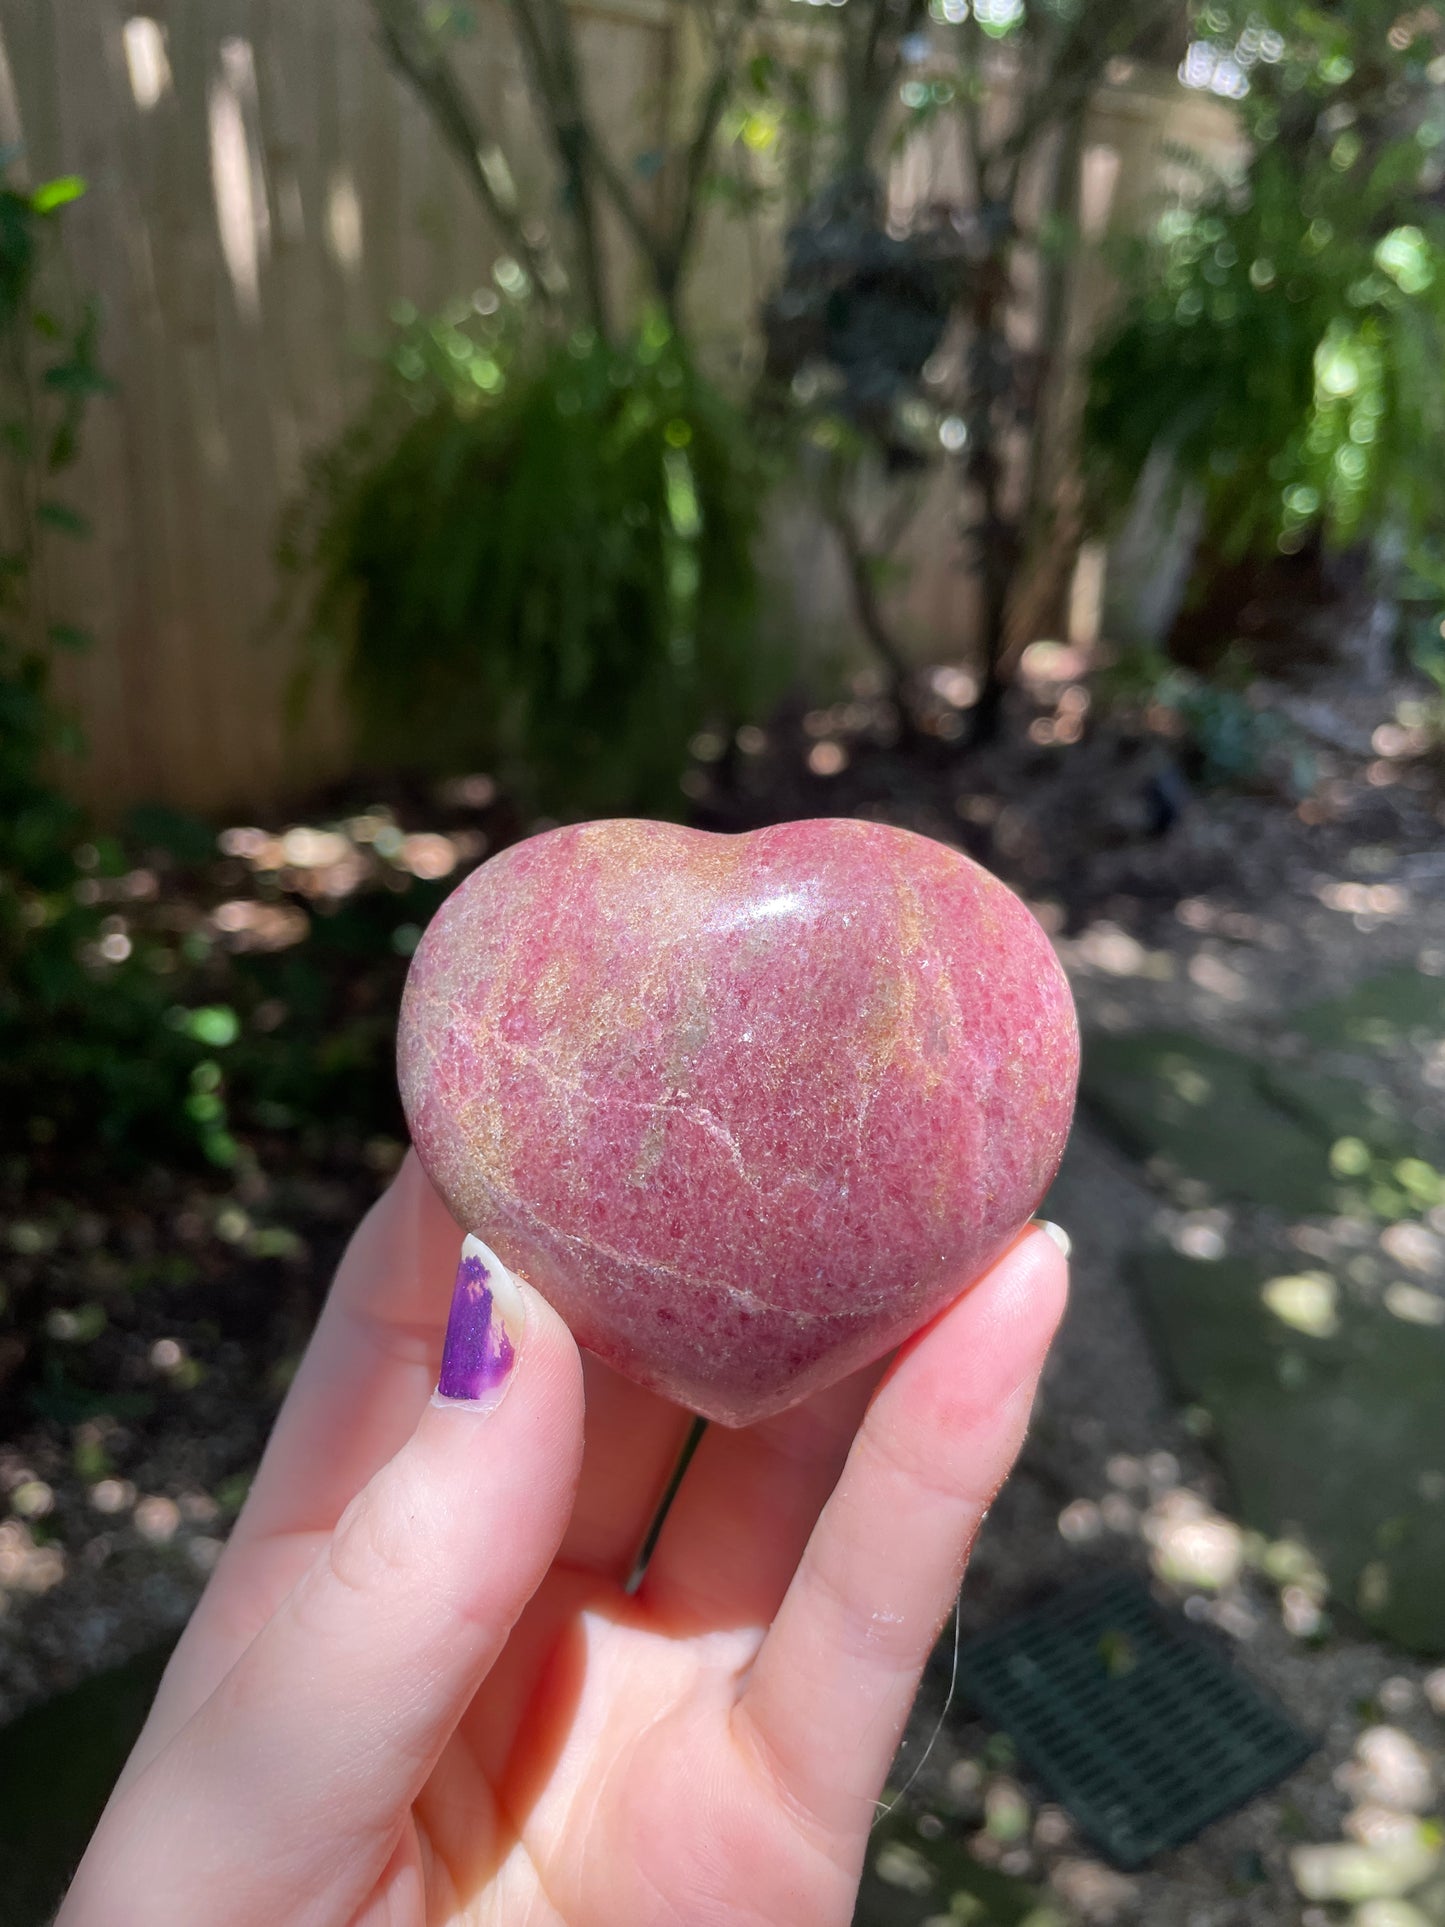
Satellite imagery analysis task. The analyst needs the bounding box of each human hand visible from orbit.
[60,1153,1067,1927]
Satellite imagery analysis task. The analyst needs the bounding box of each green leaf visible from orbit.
[46,621,89,651]
[186,1006,240,1048]
[37,501,90,537]
[43,361,112,398]
[30,175,85,214]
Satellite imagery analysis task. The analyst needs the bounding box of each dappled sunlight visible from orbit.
[1165,1207,1231,1260]
[1184,950,1250,1001]
[1019,642,1091,689]
[1337,1725,1436,1812]
[210,899,310,951]
[1380,1219,1445,1275]
[0,23,20,154]
[1293,1716,1442,1913]
[214,810,485,919]
[1068,923,1173,981]
[436,774,499,811]
[87,1480,135,1518]
[1383,1281,1445,1327]
[1048,1853,1137,1923]
[0,1519,65,1598]
[397,833,464,881]
[1051,1448,1270,1605]
[931,665,980,708]
[208,38,268,320]
[122,16,171,112]
[1261,1270,1339,1339]
[1080,143,1122,246]
[1028,682,1091,749]
[325,168,363,275]
[1291,1830,1441,1906]
[132,1495,180,1545]
[1316,880,1413,918]
[1035,663,1445,1919]
[1141,1488,1245,1591]
[806,740,848,776]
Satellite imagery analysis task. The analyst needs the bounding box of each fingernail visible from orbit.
[1034,1219,1071,1258]
[433,1235,525,1411]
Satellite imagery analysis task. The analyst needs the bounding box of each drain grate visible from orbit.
[956,1570,1313,1869]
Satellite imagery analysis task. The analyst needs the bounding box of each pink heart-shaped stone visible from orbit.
[398,818,1078,1424]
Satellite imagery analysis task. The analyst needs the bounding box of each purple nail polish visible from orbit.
[436,1235,522,1405]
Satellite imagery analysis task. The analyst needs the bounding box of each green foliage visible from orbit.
[8,844,239,1172]
[5,806,452,1181]
[1170,665,1301,790]
[0,171,261,1175]
[0,171,176,1169]
[1087,2,1445,567]
[1089,154,1445,559]
[291,305,776,815]
[1093,644,1305,789]
[1401,540,1445,701]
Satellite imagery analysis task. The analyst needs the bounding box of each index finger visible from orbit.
[231,1151,461,1551]
[122,1155,459,1766]
[144,1153,688,1760]
[734,1226,1068,1839]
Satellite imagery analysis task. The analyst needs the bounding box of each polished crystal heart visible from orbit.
[398,818,1078,1424]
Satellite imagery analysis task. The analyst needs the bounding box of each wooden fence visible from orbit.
[0,0,1237,813]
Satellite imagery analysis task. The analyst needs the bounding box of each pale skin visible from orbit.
[60,1153,1067,1927]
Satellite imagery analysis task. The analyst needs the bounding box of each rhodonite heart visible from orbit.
[397,817,1078,1425]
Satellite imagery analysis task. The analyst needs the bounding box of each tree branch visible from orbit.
[987,0,1175,194]
[658,0,766,307]
[503,0,613,333]
[372,0,567,306]
[844,0,930,179]
[822,479,913,700]
[545,0,665,259]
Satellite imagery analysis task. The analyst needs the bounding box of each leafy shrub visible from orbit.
[1087,5,1445,575]
[6,798,452,1180]
[0,174,307,1177]
[1090,153,1445,562]
[0,178,498,1179]
[290,307,777,816]
[0,173,206,1173]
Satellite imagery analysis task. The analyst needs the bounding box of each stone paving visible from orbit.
[1083,973,1445,1657]
[862,870,1445,1925]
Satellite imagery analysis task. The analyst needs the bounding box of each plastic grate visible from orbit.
[956,1570,1313,1869]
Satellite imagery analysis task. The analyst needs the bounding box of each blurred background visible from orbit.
[2,0,1445,1920]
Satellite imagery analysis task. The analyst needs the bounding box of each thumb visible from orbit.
[63,1240,584,1926]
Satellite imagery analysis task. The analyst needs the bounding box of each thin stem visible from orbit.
[532,0,666,269]
[372,0,567,307]
[504,0,612,335]
[1021,105,1085,536]
[956,59,984,201]
[658,0,765,310]
[823,479,913,703]
[989,0,1173,188]
[628,1417,707,1591]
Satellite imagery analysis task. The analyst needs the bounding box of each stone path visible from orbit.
[864,841,1445,1927]
[1082,973,1445,1656]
